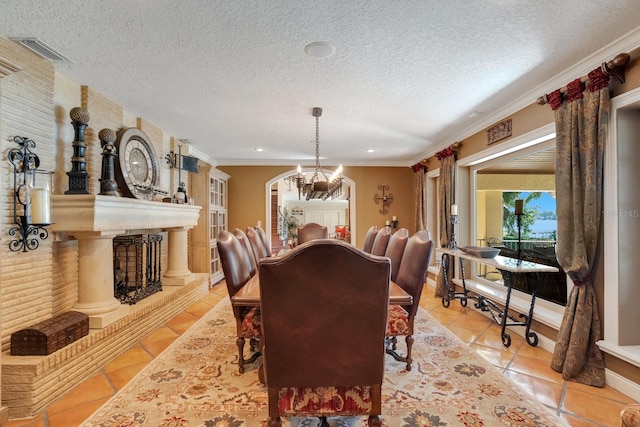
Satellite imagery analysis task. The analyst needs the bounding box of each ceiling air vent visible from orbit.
[10,37,72,63]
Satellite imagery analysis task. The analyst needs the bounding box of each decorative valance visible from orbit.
[537,53,630,110]
[410,160,427,173]
[435,142,461,161]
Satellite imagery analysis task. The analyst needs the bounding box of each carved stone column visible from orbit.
[72,232,129,328]
[163,226,195,285]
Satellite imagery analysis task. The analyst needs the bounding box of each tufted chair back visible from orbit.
[259,239,390,426]
[362,225,378,253]
[370,226,392,256]
[384,228,409,282]
[296,222,329,244]
[385,230,433,371]
[233,228,258,277]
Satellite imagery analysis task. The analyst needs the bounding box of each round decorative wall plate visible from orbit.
[114,128,159,199]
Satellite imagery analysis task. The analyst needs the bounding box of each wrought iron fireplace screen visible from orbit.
[113,234,162,304]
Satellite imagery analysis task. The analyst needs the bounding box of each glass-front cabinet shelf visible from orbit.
[208,169,229,284]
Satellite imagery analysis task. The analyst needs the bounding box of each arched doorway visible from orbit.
[264,168,357,251]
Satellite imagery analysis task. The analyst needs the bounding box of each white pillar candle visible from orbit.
[385,220,390,226]
[257,220,262,228]
[451,204,458,216]
[31,186,51,224]
[392,216,397,221]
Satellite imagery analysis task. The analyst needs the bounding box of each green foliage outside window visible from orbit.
[502,191,541,239]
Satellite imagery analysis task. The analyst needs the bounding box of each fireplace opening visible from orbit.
[113,234,163,304]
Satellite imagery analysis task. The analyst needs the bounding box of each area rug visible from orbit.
[82,299,568,427]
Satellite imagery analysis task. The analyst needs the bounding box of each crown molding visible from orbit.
[412,26,640,165]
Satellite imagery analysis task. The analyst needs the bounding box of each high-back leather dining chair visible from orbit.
[386,230,433,371]
[259,239,390,427]
[370,226,392,256]
[362,225,378,253]
[217,230,262,373]
[233,228,258,277]
[296,222,328,244]
[246,226,270,262]
[255,225,271,256]
[385,228,409,282]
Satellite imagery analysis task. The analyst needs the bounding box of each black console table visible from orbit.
[436,247,559,348]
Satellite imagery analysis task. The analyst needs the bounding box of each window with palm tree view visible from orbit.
[474,147,567,306]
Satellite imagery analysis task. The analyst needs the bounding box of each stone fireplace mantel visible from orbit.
[52,195,201,328]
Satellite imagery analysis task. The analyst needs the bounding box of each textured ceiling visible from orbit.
[1,1,639,167]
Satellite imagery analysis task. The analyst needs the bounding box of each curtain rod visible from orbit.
[536,53,630,106]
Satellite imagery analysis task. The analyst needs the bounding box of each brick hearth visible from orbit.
[1,275,210,418]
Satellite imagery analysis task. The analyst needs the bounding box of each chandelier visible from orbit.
[296,107,343,200]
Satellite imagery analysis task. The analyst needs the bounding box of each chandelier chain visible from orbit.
[314,114,323,181]
[295,107,343,200]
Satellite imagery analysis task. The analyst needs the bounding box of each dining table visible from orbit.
[231,273,413,307]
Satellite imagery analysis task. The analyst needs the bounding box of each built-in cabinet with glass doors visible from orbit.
[189,165,229,285]
[208,170,228,283]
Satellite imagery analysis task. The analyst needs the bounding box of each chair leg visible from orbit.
[268,417,282,427]
[236,336,246,373]
[405,334,414,371]
[367,415,382,426]
[385,334,414,371]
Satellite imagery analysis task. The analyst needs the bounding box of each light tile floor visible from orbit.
[4,282,637,427]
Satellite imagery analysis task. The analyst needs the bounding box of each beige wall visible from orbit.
[218,165,414,248]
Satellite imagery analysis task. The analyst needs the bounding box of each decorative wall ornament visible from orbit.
[487,119,512,145]
[373,184,394,215]
[65,107,91,194]
[115,127,160,199]
[98,128,119,196]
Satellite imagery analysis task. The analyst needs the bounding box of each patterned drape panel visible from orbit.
[411,163,427,232]
[434,154,455,298]
[548,69,608,387]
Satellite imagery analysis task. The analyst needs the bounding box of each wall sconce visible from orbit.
[373,184,394,215]
[7,136,53,252]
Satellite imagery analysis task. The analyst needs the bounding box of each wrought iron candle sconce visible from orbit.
[7,136,53,252]
[373,184,394,215]
[448,214,459,250]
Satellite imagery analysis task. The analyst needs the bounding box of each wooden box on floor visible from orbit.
[10,311,89,355]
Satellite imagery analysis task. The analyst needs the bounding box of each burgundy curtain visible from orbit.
[546,67,609,387]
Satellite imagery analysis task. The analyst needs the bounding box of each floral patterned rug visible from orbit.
[82,299,568,427]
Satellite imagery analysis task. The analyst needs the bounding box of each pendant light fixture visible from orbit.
[295,107,343,201]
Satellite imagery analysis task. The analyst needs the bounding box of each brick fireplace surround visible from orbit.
[1,196,209,419]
